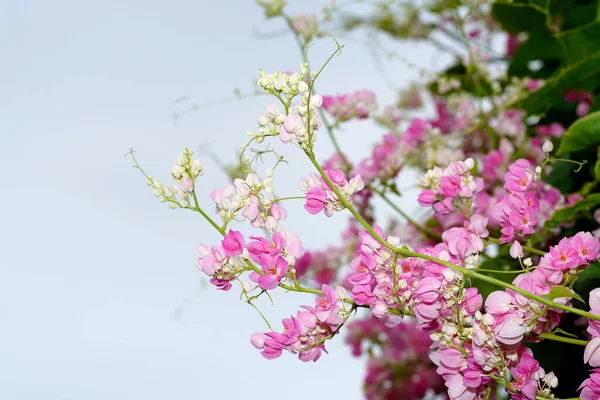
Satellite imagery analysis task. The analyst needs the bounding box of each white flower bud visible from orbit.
[482,313,495,326]
[310,94,323,108]
[298,81,309,93]
[523,257,533,267]
[543,371,558,388]
[274,75,287,91]
[464,158,475,170]
[542,140,554,153]
[171,164,184,179]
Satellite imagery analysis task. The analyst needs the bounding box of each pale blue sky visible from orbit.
[0,1,446,399]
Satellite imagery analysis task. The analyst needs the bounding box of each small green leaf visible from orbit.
[547,286,584,303]
[544,193,600,230]
[558,111,600,155]
[552,327,581,339]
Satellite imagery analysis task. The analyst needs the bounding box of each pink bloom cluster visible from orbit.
[300,169,364,216]
[345,316,446,400]
[322,90,377,122]
[197,230,248,291]
[251,284,350,362]
[490,159,540,242]
[417,158,483,214]
[197,228,305,291]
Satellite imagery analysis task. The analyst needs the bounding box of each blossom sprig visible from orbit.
[417,158,483,216]
[321,89,377,122]
[131,2,600,398]
[257,62,309,107]
[127,148,204,210]
[250,284,354,362]
[211,169,289,232]
[299,169,364,217]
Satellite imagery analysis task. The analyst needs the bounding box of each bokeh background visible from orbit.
[1,1,448,398]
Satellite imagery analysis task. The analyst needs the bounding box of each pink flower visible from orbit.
[416,277,442,303]
[440,176,462,198]
[270,203,287,220]
[485,291,513,316]
[417,189,436,207]
[504,159,533,193]
[466,215,489,238]
[446,374,477,400]
[179,177,193,193]
[509,348,541,399]
[591,288,600,310]
[222,230,245,257]
[585,337,600,367]
[548,238,578,270]
[251,255,288,290]
[304,186,327,215]
[494,315,526,345]
[579,369,600,400]
[443,227,484,259]
[510,241,523,259]
[572,232,600,263]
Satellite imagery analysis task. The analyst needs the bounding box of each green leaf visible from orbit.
[545,193,600,230]
[491,1,546,33]
[546,286,585,303]
[552,327,580,339]
[557,110,600,155]
[522,51,600,115]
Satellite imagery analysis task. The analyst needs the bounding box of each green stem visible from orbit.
[282,13,352,173]
[279,283,323,295]
[268,196,305,203]
[538,333,588,346]
[192,191,225,235]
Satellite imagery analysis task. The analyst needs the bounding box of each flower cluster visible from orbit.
[133,2,600,399]
[278,91,323,149]
[211,171,287,231]
[488,159,564,243]
[257,63,309,101]
[145,147,204,209]
[322,90,377,122]
[197,227,304,292]
[417,158,483,215]
[299,169,364,216]
[251,285,351,361]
